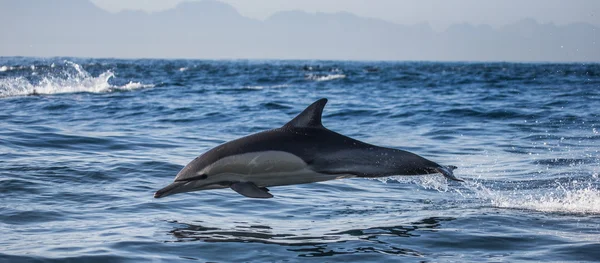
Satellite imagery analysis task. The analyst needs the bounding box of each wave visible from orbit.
[121,81,154,90]
[244,84,291,90]
[376,172,600,215]
[0,65,14,72]
[306,73,346,82]
[463,179,600,215]
[0,61,153,98]
[494,187,600,214]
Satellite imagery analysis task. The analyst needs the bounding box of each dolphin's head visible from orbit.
[154,157,228,198]
[153,173,228,198]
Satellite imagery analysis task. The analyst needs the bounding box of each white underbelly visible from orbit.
[218,169,355,187]
[197,151,356,187]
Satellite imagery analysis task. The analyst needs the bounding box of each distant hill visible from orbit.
[1,0,598,62]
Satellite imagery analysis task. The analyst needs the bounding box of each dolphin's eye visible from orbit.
[191,174,208,180]
[176,173,208,182]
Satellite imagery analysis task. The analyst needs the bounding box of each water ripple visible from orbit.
[1,58,599,262]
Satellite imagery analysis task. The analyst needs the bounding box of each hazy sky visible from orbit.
[3,0,598,61]
[91,0,600,30]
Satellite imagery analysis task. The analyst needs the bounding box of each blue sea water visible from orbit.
[0,57,599,262]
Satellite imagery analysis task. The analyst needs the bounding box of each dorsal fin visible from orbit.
[283,98,328,129]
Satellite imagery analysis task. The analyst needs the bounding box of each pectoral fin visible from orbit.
[230,182,274,198]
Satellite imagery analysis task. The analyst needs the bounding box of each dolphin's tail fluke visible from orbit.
[434,165,464,182]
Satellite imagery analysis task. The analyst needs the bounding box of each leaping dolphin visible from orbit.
[155,98,462,199]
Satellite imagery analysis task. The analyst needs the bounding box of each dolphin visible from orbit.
[154,98,462,199]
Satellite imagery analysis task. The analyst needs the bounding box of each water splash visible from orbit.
[461,178,600,214]
[0,61,153,97]
[371,174,450,192]
[0,65,13,72]
[306,73,346,81]
[244,84,291,90]
[121,81,154,90]
[373,170,600,215]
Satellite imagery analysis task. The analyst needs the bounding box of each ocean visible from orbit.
[1,57,599,262]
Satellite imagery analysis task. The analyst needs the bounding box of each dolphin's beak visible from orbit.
[154,181,185,198]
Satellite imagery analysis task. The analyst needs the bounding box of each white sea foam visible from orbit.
[306,74,346,82]
[475,181,600,214]
[121,81,154,90]
[376,171,599,214]
[374,174,450,192]
[244,84,291,90]
[0,66,11,72]
[0,61,154,97]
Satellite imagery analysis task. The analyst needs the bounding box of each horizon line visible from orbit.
[2,55,598,65]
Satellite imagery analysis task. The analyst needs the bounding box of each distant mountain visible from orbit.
[1,0,598,62]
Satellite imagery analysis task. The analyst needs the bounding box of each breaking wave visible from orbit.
[465,180,600,215]
[0,61,153,98]
[306,73,346,82]
[244,84,292,90]
[378,172,600,215]
[0,65,14,72]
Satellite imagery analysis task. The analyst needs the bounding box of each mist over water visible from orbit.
[1,57,599,262]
